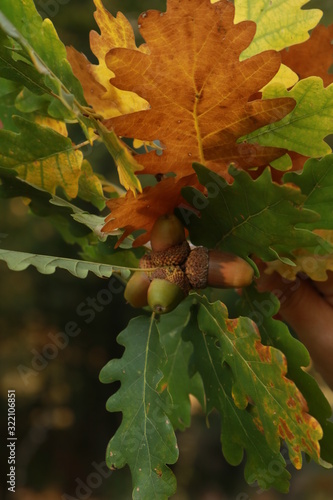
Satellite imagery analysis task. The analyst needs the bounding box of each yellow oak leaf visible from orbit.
[266,231,333,282]
[67,0,149,118]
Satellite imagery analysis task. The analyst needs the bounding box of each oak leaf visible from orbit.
[242,77,333,159]
[194,296,323,470]
[267,25,332,173]
[102,175,196,247]
[281,24,333,87]
[104,0,295,180]
[266,155,333,281]
[67,0,149,119]
[233,0,322,57]
[0,116,82,198]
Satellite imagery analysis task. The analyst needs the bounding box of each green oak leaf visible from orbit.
[236,284,333,466]
[0,31,47,96]
[240,78,333,159]
[0,116,82,199]
[234,0,322,57]
[0,1,85,112]
[100,316,179,500]
[0,248,130,280]
[156,299,205,431]
[183,303,291,492]
[77,160,105,211]
[194,295,323,469]
[284,154,333,230]
[181,163,326,266]
[0,77,23,131]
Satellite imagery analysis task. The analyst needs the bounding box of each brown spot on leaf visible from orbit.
[279,418,294,441]
[286,396,297,408]
[255,340,272,363]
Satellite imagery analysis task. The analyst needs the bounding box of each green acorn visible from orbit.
[124,271,150,308]
[147,278,185,314]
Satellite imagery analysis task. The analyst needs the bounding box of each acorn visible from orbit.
[185,247,254,289]
[150,214,186,252]
[148,278,185,314]
[124,271,150,308]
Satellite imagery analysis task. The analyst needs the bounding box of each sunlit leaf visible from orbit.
[104,0,294,180]
[241,78,333,159]
[67,0,149,119]
[77,159,105,210]
[234,0,322,57]
[0,1,86,120]
[95,122,143,195]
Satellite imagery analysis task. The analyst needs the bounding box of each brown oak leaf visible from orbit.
[103,175,197,247]
[103,0,295,180]
[281,24,333,87]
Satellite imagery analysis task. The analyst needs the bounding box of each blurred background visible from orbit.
[1,1,333,499]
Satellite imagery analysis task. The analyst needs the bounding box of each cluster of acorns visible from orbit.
[124,214,254,314]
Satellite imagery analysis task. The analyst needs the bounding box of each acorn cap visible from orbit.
[150,214,186,252]
[151,266,191,296]
[185,247,209,289]
[140,253,153,269]
[151,240,190,267]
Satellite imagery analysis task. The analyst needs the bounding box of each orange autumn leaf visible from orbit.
[103,175,197,247]
[67,0,149,118]
[104,0,295,180]
[281,24,333,87]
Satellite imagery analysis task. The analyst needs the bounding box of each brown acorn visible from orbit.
[185,247,254,289]
[124,271,150,308]
[150,214,186,252]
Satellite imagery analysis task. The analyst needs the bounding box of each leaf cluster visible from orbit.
[1,0,333,499]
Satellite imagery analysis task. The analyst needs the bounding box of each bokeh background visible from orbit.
[1,1,333,499]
